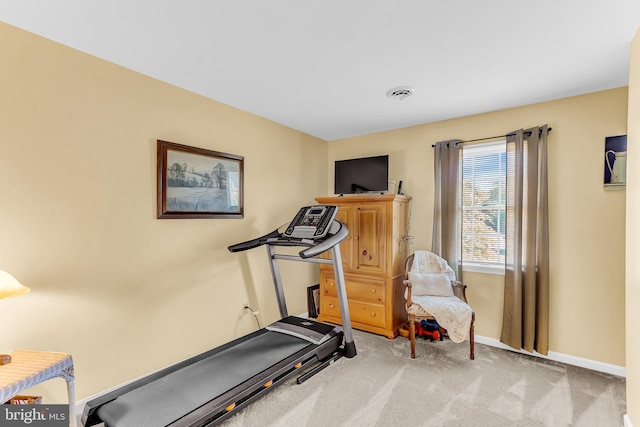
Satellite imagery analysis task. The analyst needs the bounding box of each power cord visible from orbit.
[401,191,414,246]
[243,304,261,329]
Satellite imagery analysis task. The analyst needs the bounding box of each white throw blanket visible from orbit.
[411,250,456,281]
[410,251,473,343]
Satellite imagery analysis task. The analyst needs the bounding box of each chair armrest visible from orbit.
[403,279,413,307]
[451,280,469,302]
[452,280,467,289]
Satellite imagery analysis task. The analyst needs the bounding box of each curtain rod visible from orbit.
[431,127,552,147]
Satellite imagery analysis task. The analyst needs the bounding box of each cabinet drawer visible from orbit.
[322,296,386,329]
[321,272,385,304]
[347,280,385,304]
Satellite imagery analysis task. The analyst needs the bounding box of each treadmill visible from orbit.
[82,205,356,427]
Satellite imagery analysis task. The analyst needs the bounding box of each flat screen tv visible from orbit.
[334,155,389,194]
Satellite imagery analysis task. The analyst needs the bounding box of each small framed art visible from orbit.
[307,284,320,318]
[604,135,627,190]
[157,140,244,218]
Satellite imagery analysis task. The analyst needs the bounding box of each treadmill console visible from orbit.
[283,205,337,240]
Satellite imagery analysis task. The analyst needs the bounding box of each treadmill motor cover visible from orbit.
[266,316,340,345]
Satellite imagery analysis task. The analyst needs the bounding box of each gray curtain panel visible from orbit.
[431,139,462,278]
[500,125,550,355]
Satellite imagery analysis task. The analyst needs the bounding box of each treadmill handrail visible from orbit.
[227,229,280,253]
[227,220,347,259]
[299,221,347,259]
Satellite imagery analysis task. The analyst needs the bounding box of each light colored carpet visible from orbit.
[220,329,626,427]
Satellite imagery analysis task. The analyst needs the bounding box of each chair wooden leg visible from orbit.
[470,312,475,360]
[409,319,416,358]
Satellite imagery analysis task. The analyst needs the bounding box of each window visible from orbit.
[460,141,506,272]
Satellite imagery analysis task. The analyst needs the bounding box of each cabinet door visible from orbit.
[354,203,386,274]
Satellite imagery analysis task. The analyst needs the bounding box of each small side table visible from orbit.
[0,350,76,427]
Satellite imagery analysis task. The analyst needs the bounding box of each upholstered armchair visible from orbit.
[403,251,475,360]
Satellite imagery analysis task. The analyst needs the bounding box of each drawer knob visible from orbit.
[329,303,335,309]
[370,312,377,317]
[371,288,376,293]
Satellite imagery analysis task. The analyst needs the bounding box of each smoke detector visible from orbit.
[386,86,414,101]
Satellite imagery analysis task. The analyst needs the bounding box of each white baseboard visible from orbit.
[474,335,626,377]
[74,377,139,420]
[305,312,626,377]
[625,414,633,427]
[74,356,197,419]
[307,312,625,377]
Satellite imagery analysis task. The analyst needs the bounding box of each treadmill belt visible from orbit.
[97,331,310,427]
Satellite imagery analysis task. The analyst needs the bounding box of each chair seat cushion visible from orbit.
[409,296,473,343]
[407,272,454,297]
[407,303,433,317]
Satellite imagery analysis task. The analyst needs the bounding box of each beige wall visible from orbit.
[0,23,327,402]
[2,20,632,413]
[626,26,640,426]
[328,87,628,366]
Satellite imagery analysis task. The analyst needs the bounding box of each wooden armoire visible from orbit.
[315,194,411,338]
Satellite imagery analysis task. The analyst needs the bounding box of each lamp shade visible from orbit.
[0,270,30,299]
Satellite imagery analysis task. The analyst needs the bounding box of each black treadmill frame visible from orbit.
[83,325,343,426]
[169,327,343,426]
[82,217,355,426]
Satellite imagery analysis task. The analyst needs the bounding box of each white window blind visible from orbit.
[461,141,506,267]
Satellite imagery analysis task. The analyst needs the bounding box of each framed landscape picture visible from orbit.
[157,140,244,218]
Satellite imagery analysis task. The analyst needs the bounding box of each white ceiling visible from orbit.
[2,1,640,141]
